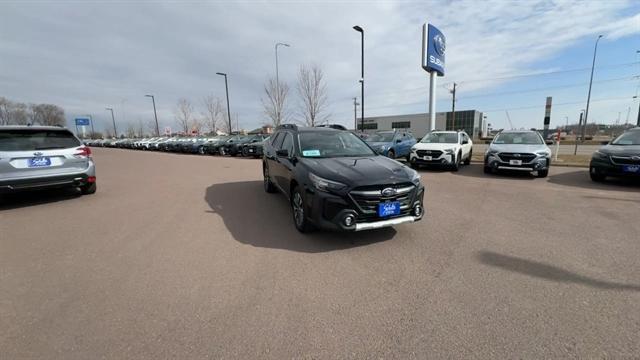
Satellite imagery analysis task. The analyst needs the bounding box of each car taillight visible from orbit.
[75,146,92,158]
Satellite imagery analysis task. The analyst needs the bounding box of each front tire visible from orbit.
[590,167,606,182]
[291,186,313,233]
[387,149,395,159]
[452,152,461,172]
[537,169,549,178]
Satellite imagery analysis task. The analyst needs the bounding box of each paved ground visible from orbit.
[473,143,599,156]
[1,148,639,359]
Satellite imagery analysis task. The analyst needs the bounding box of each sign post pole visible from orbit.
[429,72,436,131]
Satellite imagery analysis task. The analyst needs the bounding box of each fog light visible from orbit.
[414,204,423,217]
[344,215,355,227]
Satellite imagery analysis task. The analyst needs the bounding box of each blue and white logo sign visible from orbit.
[422,23,446,76]
[75,117,90,126]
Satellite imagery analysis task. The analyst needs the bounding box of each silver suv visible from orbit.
[0,126,96,195]
[484,130,551,178]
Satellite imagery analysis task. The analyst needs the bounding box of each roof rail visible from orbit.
[276,124,298,131]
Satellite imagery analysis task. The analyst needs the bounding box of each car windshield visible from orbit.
[299,131,375,158]
[367,132,395,142]
[421,132,458,144]
[611,131,640,145]
[0,129,81,151]
[493,132,542,145]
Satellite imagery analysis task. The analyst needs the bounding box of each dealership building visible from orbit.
[356,110,486,139]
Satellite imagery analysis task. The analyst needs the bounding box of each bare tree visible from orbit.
[30,104,65,126]
[261,77,290,127]
[174,98,193,134]
[297,64,329,126]
[202,95,225,134]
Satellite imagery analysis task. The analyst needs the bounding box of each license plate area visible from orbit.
[28,157,52,167]
[509,159,523,165]
[623,165,640,173]
[423,156,432,161]
[378,201,401,217]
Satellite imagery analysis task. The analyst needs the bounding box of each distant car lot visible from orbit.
[1,148,639,359]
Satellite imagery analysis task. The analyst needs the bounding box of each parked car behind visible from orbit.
[0,126,96,195]
[203,136,231,155]
[484,130,551,177]
[243,136,269,158]
[365,130,416,160]
[409,130,472,171]
[589,127,640,182]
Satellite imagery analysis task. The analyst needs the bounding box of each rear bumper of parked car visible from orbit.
[0,163,96,193]
[590,158,640,177]
[302,184,425,232]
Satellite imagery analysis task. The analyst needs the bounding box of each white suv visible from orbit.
[409,131,473,171]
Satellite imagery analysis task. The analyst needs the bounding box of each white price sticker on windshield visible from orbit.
[303,150,321,157]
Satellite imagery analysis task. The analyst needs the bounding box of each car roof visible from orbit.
[499,130,538,133]
[431,130,459,134]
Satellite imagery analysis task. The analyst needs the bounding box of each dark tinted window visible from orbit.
[611,130,640,145]
[270,132,282,147]
[0,129,80,151]
[280,133,294,154]
[299,131,375,158]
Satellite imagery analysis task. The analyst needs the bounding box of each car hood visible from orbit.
[489,144,549,153]
[597,144,640,155]
[413,142,459,151]
[301,156,415,187]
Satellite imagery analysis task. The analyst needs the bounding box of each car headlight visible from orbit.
[536,150,551,157]
[443,148,455,154]
[593,150,609,160]
[410,147,417,152]
[486,149,499,156]
[309,173,347,192]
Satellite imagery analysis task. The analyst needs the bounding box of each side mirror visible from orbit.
[395,139,401,143]
[545,140,554,145]
[276,149,289,157]
[462,139,469,145]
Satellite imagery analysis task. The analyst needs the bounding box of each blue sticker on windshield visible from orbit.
[303,150,321,157]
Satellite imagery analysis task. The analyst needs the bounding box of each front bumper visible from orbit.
[409,152,455,165]
[302,184,425,232]
[485,153,550,172]
[590,158,640,177]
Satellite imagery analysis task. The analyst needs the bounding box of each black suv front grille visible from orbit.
[416,150,443,158]
[611,156,640,165]
[498,153,537,163]
[349,183,415,220]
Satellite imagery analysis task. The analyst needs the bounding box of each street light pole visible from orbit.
[353,25,364,132]
[634,96,640,126]
[353,97,359,130]
[582,34,603,143]
[275,42,290,126]
[145,94,160,136]
[105,107,117,138]
[216,72,232,134]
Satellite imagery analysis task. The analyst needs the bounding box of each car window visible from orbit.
[299,130,376,158]
[270,132,282,146]
[0,129,81,151]
[280,133,294,154]
[420,132,458,144]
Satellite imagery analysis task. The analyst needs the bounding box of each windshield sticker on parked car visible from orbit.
[303,150,321,157]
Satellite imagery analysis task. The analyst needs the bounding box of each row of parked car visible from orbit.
[85,134,269,157]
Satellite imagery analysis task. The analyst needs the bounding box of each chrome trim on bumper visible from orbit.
[354,215,417,231]
[497,166,534,171]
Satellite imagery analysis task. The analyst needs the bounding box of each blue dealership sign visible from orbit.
[75,117,90,126]
[422,23,446,76]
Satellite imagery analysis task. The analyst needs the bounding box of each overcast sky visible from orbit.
[1,0,639,134]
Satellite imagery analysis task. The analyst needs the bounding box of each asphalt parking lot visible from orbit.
[2,148,639,359]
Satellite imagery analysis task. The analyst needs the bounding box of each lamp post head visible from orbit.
[216,72,226,76]
[105,107,112,111]
[145,94,153,98]
[353,25,363,32]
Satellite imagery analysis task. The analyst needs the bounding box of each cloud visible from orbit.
[0,0,637,132]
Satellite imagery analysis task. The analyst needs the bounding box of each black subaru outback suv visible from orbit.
[263,124,424,232]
